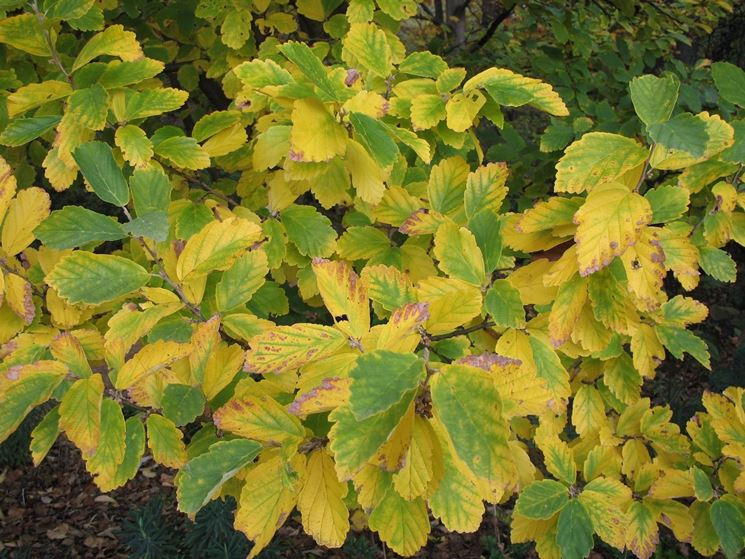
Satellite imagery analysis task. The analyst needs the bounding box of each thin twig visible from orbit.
[167,165,241,208]
[634,144,655,192]
[123,207,205,320]
[429,319,496,342]
[30,0,72,84]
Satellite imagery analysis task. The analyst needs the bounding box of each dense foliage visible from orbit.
[0,1,744,558]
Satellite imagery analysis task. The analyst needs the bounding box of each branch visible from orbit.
[167,165,241,208]
[31,0,72,84]
[428,320,496,342]
[122,206,205,320]
[470,3,515,52]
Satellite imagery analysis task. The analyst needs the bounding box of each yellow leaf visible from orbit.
[297,449,349,548]
[0,156,18,225]
[392,415,435,500]
[578,477,631,550]
[621,229,667,311]
[202,122,247,158]
[312,258,370,338]
[189,315,221,385]
[289,376,351,418]
[375,302,429,353]
[573,182,652,276]
[4,273,35,325]
[494,329,560,416]
[176,216,262,280]
[1,186,50,256]
[86,399,126,491]
[548,274,588,348]
[59,374,104,458]
[572,384,606,437]
[290,98,347,162]
[235,453,304,558]
[146,413,186,468]
[625,500,660,559]
[445,91,486,132]
[115,125,153,167]
[245,323,348,374]
[429,418,483,532]
[463,67,568,117]
[554,132,648,194]
[213,392,304,446]
[202,342,244,400]
[73,24,143,72]
[114,340,192,390]
[368,488,429,556]
[433,221,486,286]
[505,258,557,306]
[630,324,665,379]
[415,276,482,335]
[346,138,386,205]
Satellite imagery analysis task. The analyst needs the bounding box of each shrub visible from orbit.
[0,1,744,558]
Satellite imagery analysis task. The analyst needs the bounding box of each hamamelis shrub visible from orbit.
[1,1,745,558]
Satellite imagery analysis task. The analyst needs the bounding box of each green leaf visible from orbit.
[691,466,713,502]
[368,489,429,557]
[528,335,571,400]
[0,115,61,147]
[67,84,109,130]
[629,74,680,127]
[154,136,210,170]
[431,364,511,497]
[712,62,745,108]
[398,51,448,78]
[191,111,241,142]
[146,413,186,468]
[121,88,188,121]
[656,325,710,369]
[279,41,341,101]
[644,185,690,223]
[115,124,153,166]
[0,14,50,57]
[123,210,169,242]
[699,246,736,283]
[30,405,61,466]
[484,279,525,328]
[97,58,165,89]
[555,132,648,194]
[468,210,504,274]
[281,204,337,257]
[59,374,103,458]
[0,373,62,444]
[216,250,268,312]
[130,168,172,216]
[35,206,126,249]
[648,113,709,158]
[350,112,399,168]
[710,496,745,559]
[434,222,486,286]
[110,417,145,488]
[349,350,425,421]
[87,398,126,490]
[46,251,150,305]
[342,22,392,78]
[514,479,569,520]
[162,384,206,426]
[176,439,262,515]
[556,500,595,559]
[73,141,130,207]
[329,390,415,478]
